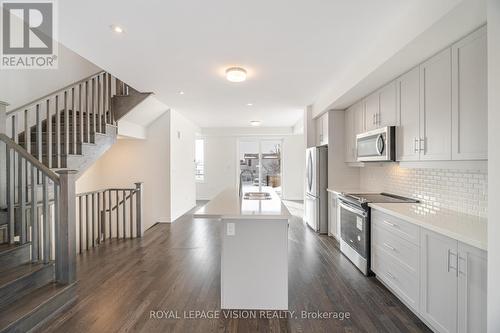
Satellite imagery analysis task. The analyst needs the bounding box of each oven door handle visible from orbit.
[339,201,367,218]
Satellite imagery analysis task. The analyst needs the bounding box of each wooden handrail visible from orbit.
[76,188,136,197]
[6,70,105,116]
[0,133,60,184]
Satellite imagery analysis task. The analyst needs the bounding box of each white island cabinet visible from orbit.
[194,187,290,310]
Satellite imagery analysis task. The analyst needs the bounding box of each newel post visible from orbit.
[135,182,143,237]
[0,101,8,209]
[56,170,78,284]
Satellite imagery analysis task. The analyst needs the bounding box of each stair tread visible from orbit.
[0,263,48,288]
[0,282,68,329]
[0,243,30,256]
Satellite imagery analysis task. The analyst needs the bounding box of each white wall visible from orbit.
[488,0,500,331]
[196,136,238,200]
[170,110,199,221]
[196,127,305,201]
[77,112,171,231]
[327,110,360,189]
[0,43,99,110]
[282,135,305,200]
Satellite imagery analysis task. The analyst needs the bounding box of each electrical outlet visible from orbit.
[227,223,235,236]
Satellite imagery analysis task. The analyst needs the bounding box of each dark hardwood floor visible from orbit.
[41,202,430,333]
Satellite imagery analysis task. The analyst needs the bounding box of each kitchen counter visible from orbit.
[327,187,378,195]
[194,187,291,220]
[368,203,487,251]
[194,186,289,310]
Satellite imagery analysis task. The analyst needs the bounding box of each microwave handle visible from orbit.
[375,134,384,156]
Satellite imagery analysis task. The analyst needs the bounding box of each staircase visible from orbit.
[0,71,147,332]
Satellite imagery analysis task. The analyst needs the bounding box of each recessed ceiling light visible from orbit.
[246,103,253,106]
[225,67,247,82]
[250,121,261,127]
[111,25,124,33]
[178,91,185,95]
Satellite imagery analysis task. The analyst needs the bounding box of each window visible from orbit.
[195,139,205,182]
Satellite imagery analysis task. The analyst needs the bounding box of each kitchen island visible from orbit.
[194,187,291,310]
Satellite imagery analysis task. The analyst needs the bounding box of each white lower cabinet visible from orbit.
[420,229,459,333]
[457,242,487,333]
[371,209,487,333]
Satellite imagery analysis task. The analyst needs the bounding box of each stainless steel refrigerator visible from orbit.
[304,146,328,234]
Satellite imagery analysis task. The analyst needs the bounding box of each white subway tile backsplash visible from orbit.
[360,164,487,218]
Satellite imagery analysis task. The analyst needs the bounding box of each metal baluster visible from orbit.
[108,74,112,124]
[64,91,69,158]
[78,196,83,253]
[72,87,76,154]
[79,84,83,148]
[97,75,101,133]
[92,78,96,139]
[46,99,52,168]
[53,182,59,261]
[42,175,49,263]
[108,190,112,239]
[97,192,101,244]
[129,191,133,239]
[7,146,14,243]
[35,104,42,183]
[91,192,95,247]
[18,127,27,244]
[55,95,61,167]
[85,194,89,250]
[30,162,38,261]
[86,81,90,143]
[116,190,119,239]
[102,190,107,240]
[102,73,107,125]
[122,190,126,239]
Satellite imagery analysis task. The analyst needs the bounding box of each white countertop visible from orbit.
[327,187,378,195]
[194,187,291,220]
[369,203,487,251]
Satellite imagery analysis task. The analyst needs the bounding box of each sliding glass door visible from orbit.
[238,139,282,197]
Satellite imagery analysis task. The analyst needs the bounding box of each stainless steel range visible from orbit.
[337,192,418,276]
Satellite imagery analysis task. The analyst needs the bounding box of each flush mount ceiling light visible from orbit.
[246,103,253,106]
[250,121,261,127]
[225,67,247,82]
[110,25,124,33]
[178,91,185,95]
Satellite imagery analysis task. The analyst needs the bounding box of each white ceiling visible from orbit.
[57,0,461,128]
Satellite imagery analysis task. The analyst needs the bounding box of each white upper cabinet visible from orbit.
[420,48,452,161]
[452,26,488,160]
[353,101,365,136]
[316,112,329,146]
[379,81,398,127]
[397,67,420,161]
[344,106,355,162]
[364,92,379,131]
[457,242,487,333]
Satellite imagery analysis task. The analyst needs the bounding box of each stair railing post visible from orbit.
[135,182,143,237]
[55,170,77,284]
[0,101,7,209]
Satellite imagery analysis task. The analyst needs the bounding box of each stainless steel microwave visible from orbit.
[356,126,396,162]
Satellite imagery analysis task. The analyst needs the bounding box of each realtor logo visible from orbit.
[1,0,58,69]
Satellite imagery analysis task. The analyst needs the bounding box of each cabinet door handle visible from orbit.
[448,249,458,273]
[383,220,396,227]
[377,113,380,125]
[383,243,396,251]
[372,114,375,125]
[419,138,425,152]
[458,255,467,276]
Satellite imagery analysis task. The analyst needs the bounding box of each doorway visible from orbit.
[238,139,282,197]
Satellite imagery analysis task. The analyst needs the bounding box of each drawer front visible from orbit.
[371,225,419,273]
[372,210,420,245]
[372,247,420,311]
